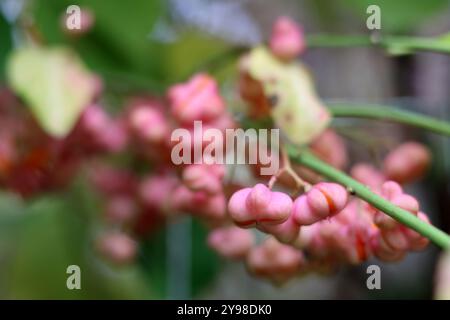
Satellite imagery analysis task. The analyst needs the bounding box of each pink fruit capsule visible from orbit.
[228,184,292,228]
[374,181,420,230]
[310,129,348,169]
[168,73,225,124]
[246,237,303,284]
[260,214,300,244]
[199,193,227,221]
[228,187,253,227]
[403,212,430,251]
[350,163,385,188]
[258,191,293,226]
[139,174,177,213]
[293,182,349,225]
[104,195,136,224]
[381,180,403,199]
[245,183,272,214]
[182,164,223,194]
[370,232,406,262]
[381,228,410,251]
[207,226,254,260]
[269,16,305,61]
[383,142,430,184]
[128,106,169,144]
[96,232,137,265]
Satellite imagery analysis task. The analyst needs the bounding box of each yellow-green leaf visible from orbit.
[7,47,97,137]
[244,47,330,145]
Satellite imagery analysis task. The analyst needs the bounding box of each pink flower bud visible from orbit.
[293,182,349,225]
[269,16,305,61]
[207,226,254,260]
[168,73,225,124]
[383,142,430,184]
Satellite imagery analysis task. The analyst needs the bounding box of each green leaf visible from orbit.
[244,47,330,145]
[0,13,13,79]
[7,47,97,137]
[32,0,167,88]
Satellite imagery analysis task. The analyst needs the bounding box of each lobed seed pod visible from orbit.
[293,182,349,225]
[383,142,430,184]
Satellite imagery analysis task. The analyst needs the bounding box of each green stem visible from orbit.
[307,34,373,48]
[328,103,450,137]
[307,34,450,54]
[288,148,450,249]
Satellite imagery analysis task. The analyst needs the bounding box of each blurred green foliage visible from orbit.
[340,0,450,33]
[0,12,12,79]
[0,185,151,299]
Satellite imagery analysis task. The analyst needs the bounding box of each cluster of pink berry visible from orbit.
[0,84,126,197]
[92,74,237,264]
[204,17,433,284]
[206,141,431,284]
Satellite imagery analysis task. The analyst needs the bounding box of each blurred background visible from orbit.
[0,0,450,299]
